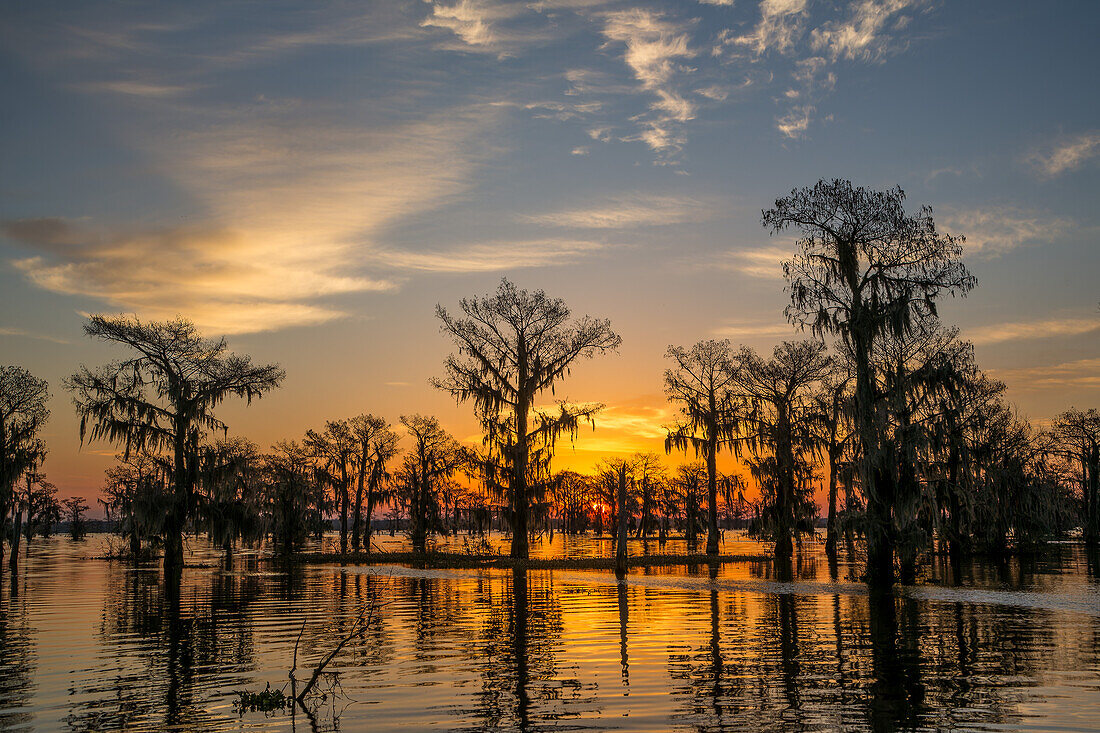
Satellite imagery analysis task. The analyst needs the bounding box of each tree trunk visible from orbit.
[352,464,366,552]
[853,328,893,586]
[706,434,719,556]
[825,446,840,557]
[1085,445,1099,546]
[163,522,184,575]
[512,383,530,560]
[774,404,795,561]
[0,495,7,568]
[364,491,374,555]
[166,418,190,577]
[339,463,350,555]
[9,507,23,573]
[615,466,628,575]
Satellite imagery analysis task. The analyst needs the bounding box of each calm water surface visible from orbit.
[1,533,1098,732]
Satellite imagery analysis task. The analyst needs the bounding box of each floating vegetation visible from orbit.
[233,684,290,715]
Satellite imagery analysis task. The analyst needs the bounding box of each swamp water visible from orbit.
[1,533,1098,731]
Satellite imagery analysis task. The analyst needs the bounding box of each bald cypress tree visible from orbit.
[68,315,283,575]
[764,180,975,585]
[434,279,620,559]
[0,365,49,568]
[664,340,742,555]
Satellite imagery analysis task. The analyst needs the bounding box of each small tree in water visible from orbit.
[64,497,90,540]
[348,414,399,553]
[433,279,621,559]
[305,420,357,554]
[68,315,284,576]
[1053,408,1100,545]
[734,340,832,560]
[0,365,49,568]
[396,414,468,553]
[764,180,975,586]
[664,339,742,555]
[101,450,169,557]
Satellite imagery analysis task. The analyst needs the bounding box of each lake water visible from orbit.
[1,533,1098,732]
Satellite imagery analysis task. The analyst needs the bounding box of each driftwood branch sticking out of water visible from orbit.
[295,551,769,570]
[290,596,379,707]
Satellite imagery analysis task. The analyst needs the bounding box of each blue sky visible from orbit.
[1,0,1098,496]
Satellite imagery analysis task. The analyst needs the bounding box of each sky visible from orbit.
[1,0,1098,505]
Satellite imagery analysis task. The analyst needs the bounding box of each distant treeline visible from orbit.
[2,180,1097,587]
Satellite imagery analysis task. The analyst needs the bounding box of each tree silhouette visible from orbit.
[873,319,973,580]
[765,180,975,585]
[672,461,708,545]
[64,496,90,540]
[1053,408,1100,544]
[68,315,284,575]
[633,452,666,539]
[102,450,170,557]
[348,414,399,553]
[664,339,742,555]
[595,457,636,574]
[305,420,357,554]
[198,437,263,564]
[262,440,324,555]
[735,340,832,560]
[9,465,52,571]
[396,414,468,552]
[0,365,49,568]
[813,362,853,557]
[434,279,620,559]
[20,473,60,543]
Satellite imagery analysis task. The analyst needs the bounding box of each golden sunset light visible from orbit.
[1,2,1099,731]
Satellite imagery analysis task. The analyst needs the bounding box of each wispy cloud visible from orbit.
[3,105,499,334]
[966,316,1100,346]
[519,194,710,228]
[730,0,809,56]
[940,206,1068,257]
[78,80,200,98]
[600,9,697,154]
[420,0,557,57]
[374,238,606,272]
[590,402,675,441]
[1028,131,1100,178]
[723,0,925,138]
[421,0,498,49]
[989,358,1100,392]
[0,326,70,345]
[809,0,922,62]
[712,244,792,279]
[711,320,802,340]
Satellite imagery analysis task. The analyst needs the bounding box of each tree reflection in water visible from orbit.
[0,579,35,731]
[3,539,1100,732]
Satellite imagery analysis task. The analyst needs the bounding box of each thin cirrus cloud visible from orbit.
[965,317,1100,346]
[519,194,710,228]
[599,8,697,155]
[2,104,551,335]
[1028,131,1100,178]
[711,320,803,340]
[374,239,607,272]
[420,0,499,50]
[713,244,794,279]
[721,0,925,138]
[417,0,932,152]
[989,358,1100,392]
[939,206,1068,257]
[0,326,70,345]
